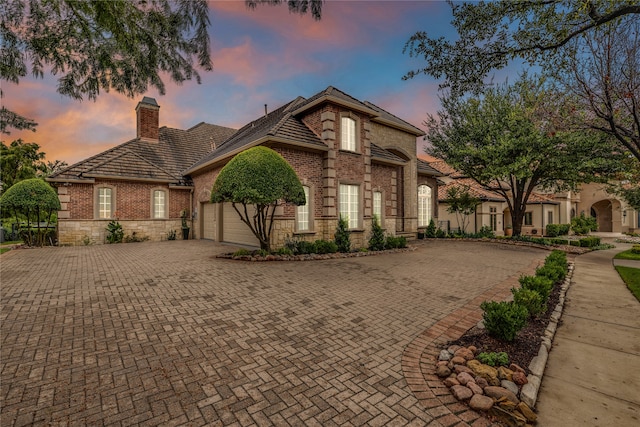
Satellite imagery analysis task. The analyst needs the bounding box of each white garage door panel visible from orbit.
[201,203,216,240]
[222,203,260,247]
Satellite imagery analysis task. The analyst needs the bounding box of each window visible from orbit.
[490,206,497,231]
[417,185,432,227]
[524,212,533,226]
[339,184,359,229]
[297,186,311,231]
[341,116,356,151]
[98,187,113,219]
[373,191,382,221]
[153,190,167,219]
[547,211,553,225]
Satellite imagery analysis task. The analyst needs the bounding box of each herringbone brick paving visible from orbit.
[1,240,546,426]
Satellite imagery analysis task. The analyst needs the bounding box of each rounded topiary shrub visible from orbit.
[480,301,528,342]
[511,287,546,318]
[536,263,566,284]
[519,275,554,302]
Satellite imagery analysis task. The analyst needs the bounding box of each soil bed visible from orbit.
[448,280,562,374]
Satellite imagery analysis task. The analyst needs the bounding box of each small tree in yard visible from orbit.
[0,178,60,246]
[445,185,479,234]
[210,147,305,252]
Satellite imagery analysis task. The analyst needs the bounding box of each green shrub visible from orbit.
[536,263,566,284]
[167,229,177,240]
[480,301,528,342]
[579,236,601,247]
[519,275,554,302]
[276,247,293,256]
[313,239,338,254]
[124,232,149,243]
[545,250,568,269]
[232,249,251,257]
[546,223,571,237]
[569,240,580,246]
[385,235,407,249]
[334,216,351,253]
[550,237,569,245]
[425,219,437,238]
[571,213,598,235]
[106,220,124,244]
[297,240,316,254]
[476,352,509,367]
[512,287,546,317]
[475,226,496,238]
[255,249,269,257]
[436,228,446,238]
[368,216,386,251]
[632,245,640,255]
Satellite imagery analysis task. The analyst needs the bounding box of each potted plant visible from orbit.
[180,209,190,240]
[505,224,513,237]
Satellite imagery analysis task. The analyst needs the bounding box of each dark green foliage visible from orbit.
[571,213,598,235]
[425,219,437,238]
[124,232,149,243]
[546,223,571,237]
[632,245,640,255]
[445,185,479,234]
[536,263,567,284]
[106,220,124,244]
[579,236,601,247]
[0,178,60,246]
[476,352,509,367]
[385,235,407,249]
[334,216,351,253]
[0,140,46,192]
[435,228,446,238]
[474,226,496,239]
[211,147,305,251]
[368,216,386,251]
[232,249,251,257]
[512,287,546,318]
[480,301,528,342]
[167,230,176,240]
[276,247,293,256]
[312,239,338,254]
[545,250,568,270]
[550,237,570,245]
[519,275,554,302]
[569,240,581,247]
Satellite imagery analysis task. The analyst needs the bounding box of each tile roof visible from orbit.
[49,123,237,184]
[370,143,407,164]
[417,159,445,176]
[363,101,425,136]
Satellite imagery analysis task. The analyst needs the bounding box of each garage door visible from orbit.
[201,202,216,240]
[222,203,260,247]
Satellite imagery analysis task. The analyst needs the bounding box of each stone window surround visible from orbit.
[94,184,116,219]
[339,181,362,230]
[372,189,384,224]
[151,187,169,219]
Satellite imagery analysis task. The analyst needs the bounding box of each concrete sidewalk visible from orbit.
[536,245,640,426]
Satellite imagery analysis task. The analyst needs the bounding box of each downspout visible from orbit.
[190,188,194,240]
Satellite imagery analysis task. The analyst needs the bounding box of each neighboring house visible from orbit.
[425,156,560,236]
[49,87,441,247]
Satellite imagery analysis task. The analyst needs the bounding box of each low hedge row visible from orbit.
[481,250,568,342]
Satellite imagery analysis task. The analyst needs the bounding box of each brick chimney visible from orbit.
[136,97,160,142]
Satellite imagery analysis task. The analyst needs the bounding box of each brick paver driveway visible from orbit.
[1,240,546,426]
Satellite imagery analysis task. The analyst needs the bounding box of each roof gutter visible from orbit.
[371,116,426,136]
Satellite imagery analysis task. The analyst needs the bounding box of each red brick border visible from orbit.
[401,259,541,426]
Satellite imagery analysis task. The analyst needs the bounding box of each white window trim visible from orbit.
[339,183,361,229]
[296,186,314,232]
[373,190,383,223]
[417,185,432,227]
[151,188,169,219]
[340,113,360,153]
[94,185,116,219]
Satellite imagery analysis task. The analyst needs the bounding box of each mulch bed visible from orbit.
[447,277,563,374]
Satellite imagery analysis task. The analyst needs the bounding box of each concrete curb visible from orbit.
[520,262,574,408]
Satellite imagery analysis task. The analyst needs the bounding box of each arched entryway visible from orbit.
[590,199,621,232]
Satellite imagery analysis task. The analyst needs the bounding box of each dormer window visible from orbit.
[341,116,356,151]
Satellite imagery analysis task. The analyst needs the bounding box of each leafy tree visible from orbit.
[0,178,60,246]
[445,185,479,234]
[1,0,211,133]
[210,147,305,251]
[246,0,324,20]
[426,75,621,236]
[1,139,46,193]
[404,0,640,96]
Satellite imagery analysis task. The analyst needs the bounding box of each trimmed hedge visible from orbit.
[480,301,528,342]
[546,223,571,237]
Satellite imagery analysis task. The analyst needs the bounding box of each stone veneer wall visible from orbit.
[58,219,184,246]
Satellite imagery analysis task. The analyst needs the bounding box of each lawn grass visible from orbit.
[0,247,10,255]
[616,266,640,302]
[614,249,640,260]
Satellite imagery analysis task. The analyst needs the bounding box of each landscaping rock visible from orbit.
[468,345,477,354]
[496,396,518,411]
[467,381,484,395]
[512,371,528,385]
[443,377,459,387]
[469,394,494,411]
[454,347,475,361]
[436,365,451,378]
[439,349,452,361]
[467,360,500,386]
[475,376,489,388]
[501,380,519,395]
[484,386,519,405]
[490,406,527,427]
[497,366,514,381]
[450,385,473,401]
[448,345,461,354]
[450,356,466,366]
[520,375,541,408]
[516,402,537,423]
[456,372,474,385]
[436,360,449,367]
[509,363,525,374]
[453,364,474,375]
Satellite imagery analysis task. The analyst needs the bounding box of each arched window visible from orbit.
[418,185,432,227]
[94,185,116,219]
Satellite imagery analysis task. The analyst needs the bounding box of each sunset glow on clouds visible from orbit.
[3,1,500,165]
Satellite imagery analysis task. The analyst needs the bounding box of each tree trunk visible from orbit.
[511,206,525,236]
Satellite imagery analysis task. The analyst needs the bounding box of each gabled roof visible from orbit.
[48,123,237,184]
[370,143,407,165]
[291,86,379,117]
[364,101,425,136]
[417,159,445,176]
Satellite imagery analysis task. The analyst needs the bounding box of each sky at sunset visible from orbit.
[4,1,519,165]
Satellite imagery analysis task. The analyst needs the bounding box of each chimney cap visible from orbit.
[139,96,159,107]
